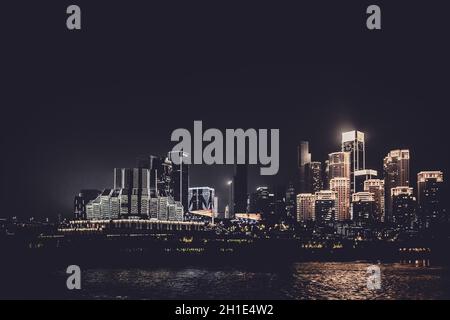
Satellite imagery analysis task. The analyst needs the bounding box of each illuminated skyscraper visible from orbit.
[231,164,248,216]
[305,161,323,193]
[168,151,189,214]
[364,179,385,222]
[417,171,445,229]
[330,177,351,221]
[354,169,377,193]
[391,187,416,230]
[384,149,410,222]
[342,130,366,193]
[285,182,296,221]
[328,152,351,181]
[296,193,316,222]
[351,192,375,226]
[315,190,337,225]
[74,189,101,220]
[298,141,311,193]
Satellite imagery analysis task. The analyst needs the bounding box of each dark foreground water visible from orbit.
[56,261,450,300]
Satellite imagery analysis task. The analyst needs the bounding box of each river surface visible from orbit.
[59,260,450,300]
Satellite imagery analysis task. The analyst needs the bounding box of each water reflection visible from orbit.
[74,261,450,300]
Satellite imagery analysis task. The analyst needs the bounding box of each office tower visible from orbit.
[298,141,312,193]
[351,192,375,226]
[149,197,158,219]
[384,149,410,222]
[330,177,351,221]
[74,189,101,220]
[305,161,323,193]
[119,188,129,216]
[157,196,169,221]
[168,151,189,214]
[417,171,445,229]
[100,189,113,220]
[296,193,316,222]
[249,187,270,217]
[324,160,330,189]
[285,182,296,221]
[93,197,101,220]
[188,187,215,212]
[272,185,286,219]
[140,188,150,217]
[342,130,366,193]
[114,168,123,190]
[109,189,121,219]
[328,152,351,181]
[137,155,173,197]
[315,190,337,225]
[231,164,248,216]
[175,201,184,221]
[391,187,416,230]
[354,169,377,193]
[364,179,385,222]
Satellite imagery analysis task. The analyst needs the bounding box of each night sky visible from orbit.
[2,1,449,218]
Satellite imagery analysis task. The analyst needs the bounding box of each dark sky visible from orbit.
[2,1,450,218]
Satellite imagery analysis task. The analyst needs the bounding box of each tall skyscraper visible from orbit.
[305,161,323,193]
[231,164,248,216]
[384,149,410,222]
[417,171,445,229]
[328,152,351,181]
[249,186,270,217]
[168,151,189,213]
[364,179,385,222]
[74,189,101,220]
[315,190,337,225]
[298,141,311,193]
[342,130,366,193]
[351,192,375,226]
[354,169,377,193]
[323,160,330,189]
[391,187,416,230]
[285,182,296,221]
[330,177,351,221]
[137,155,173,197]
[296,193,316,222]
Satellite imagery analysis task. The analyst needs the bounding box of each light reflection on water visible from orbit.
[77,261,450,300]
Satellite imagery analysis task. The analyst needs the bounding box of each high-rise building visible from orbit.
[305,161,323,193]
[188,187,215,212]
[74,189,101,220]
[168,151,189,214]
[136,155,173,197]
[296,193,316,222]
[298,141,311,193]
[417,171,445,229]
[323,160,330,189]
[342,131,365,193]
[315,190,337,225]
[231,164,248,216]
[351,192,375,226]
[328,152,351,181]
[285,182,296,221]
[384,149,410,222]
[391,187,416,230]
[249,187,270,217]
[100,189,113,220]
[364,179,385,222]
[354,169,377,193]
[330,177,351,221]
